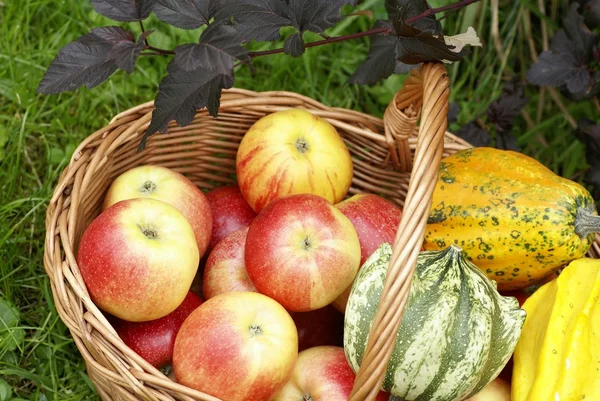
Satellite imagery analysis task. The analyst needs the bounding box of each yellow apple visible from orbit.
[102,165,212,259]
[236,108,353,212]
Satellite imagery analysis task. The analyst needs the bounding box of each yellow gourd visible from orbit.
[424,147,600,291]
[512,257,600,401]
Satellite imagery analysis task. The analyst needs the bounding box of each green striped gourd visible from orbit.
[343,243,526,401]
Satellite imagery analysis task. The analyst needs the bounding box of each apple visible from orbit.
[102,165,212,258]
[77,197,199,322]
[290,305,344,352]
[205,185,257,252]
[203,227,257,299]
[113,291,202,369]
[272,346,389,401]
[173,291,298,401]
[245,194,361,312]
[333,193,403,312]
[465,377,511,401]
[236,108,354,213]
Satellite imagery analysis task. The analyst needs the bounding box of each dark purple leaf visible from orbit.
[173,23,249,73]
[37,27,143,94]
[142,62,233,147]
[90,0,155,22]
[142,23,248,145]
[213,0,292,42]
[455,121,491,147]
[526,50,591,94]
[487,86,529,132]
[214,0,356,48]
[109,31,152,73]
[385,0,442,34]
[495,131,520,151]
[152,0,215,29]
[563,2,596,56]
[349,21,398,85]
[550,30,571,54]
[394,61,417,74]
[287,0,358,34]
[283,32,305,56]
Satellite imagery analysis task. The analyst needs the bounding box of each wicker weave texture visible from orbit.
[43,64,600,401]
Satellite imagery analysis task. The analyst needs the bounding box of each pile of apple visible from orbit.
[76,109,508,401]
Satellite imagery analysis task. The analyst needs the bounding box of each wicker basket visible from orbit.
[42,62,600,401]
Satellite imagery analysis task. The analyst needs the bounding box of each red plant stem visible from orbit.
[248,0,481,59]
[143,0,481,59]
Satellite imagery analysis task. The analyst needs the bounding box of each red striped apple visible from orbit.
[172,291,298,401]
[245,194,360,312]
[113,291,202,368]
[203,227,257,299]
[272,346,389,401]
[236,108,354,213]
[332,193,403,312]
[77,198,199,322]
[205,185,256,252]
[102,165,212,258]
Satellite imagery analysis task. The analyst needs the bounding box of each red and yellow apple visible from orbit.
[236,108,354,213]
[173,291,298,401]
[113,291,202,368]
[465,377,511,401]
[272,346,389,401]
[332,193,403,312]
[102,165,212,258]
[290,305,344,352]
[205,185,257,252]
[245,194,360,312]
[77,198,199,322]
[203,227,257,299]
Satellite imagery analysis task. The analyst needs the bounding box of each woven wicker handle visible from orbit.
[349,62,450,400]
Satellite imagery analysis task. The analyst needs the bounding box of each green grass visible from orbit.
[0,0,597,399]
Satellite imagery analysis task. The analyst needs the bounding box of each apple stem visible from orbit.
[302,395,313,401]
[143,229,158,239]
[295,138,309,154]
[141,180,157,194]
[301,236,312,250]
[248,324,263,337]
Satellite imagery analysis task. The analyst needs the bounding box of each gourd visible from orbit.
[343,243,526,401]
[424,147,600,291]
[512,257,600,401]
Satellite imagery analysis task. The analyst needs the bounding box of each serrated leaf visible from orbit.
[487,88,529,131]
[495,131,520,151]
[283,32,305,56]
[90,0,155,22]
[109,31,151,73]
[152,0,216,29]
[143,24,246,145]
[386,0,442,34]
[349,21,398,85]
[563,2,596,56]
[456,121,491,147]
[0,298,24,352]
[214,0,293,42]
[0,378,11,401]
[287,0,357,34]
[173,23,249,73]
[527,50,591,94]
[394,61,417,74]
[37,26,144,94]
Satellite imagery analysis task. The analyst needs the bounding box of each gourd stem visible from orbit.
[574,207,600,238]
